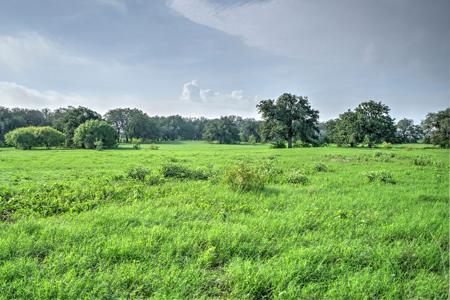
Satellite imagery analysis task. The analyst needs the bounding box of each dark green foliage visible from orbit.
[203,116,241,144]
[396,118,422,143]
[333,101,396,147]
[224,162,266,192]
[0,107,49,143]
[160,163,209,180]
[73,120,118,149]
[53,106,101,146]
[257,93,319,148]
[5,126,65,149]
[421,108,449,148]
[271,139,286,148]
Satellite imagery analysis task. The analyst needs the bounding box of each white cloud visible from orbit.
[181,79,202,102]
[179,80,256,107]
[0,32,92,72]
[0,81,88,108]
[230,90,243,100]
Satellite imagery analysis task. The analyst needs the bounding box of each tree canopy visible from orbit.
[257,93,319,148]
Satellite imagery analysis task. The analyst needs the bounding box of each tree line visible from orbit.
[1,93,448,149]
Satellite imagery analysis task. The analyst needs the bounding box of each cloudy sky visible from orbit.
[0,0,448,121]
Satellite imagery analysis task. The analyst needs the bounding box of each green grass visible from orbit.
[0,142,448,299]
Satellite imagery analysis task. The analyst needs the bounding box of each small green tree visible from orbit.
[73,120,118,149]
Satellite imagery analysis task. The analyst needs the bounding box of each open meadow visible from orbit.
[0,142,448,299]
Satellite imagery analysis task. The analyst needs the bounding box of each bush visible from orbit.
[381,141,393,149]
[131,138,142,150]
[285,171,309,185]
[127,166,150,181]
[35,127,65,148]
[293,140,312,148]
[160,163,208,180]
[271,140,286,149]
[363,170,396,184]
[73,120,118,149]
[5,126,65,149]
[413,156,434,166]
[94,139,104,151]
[148,144,159,150]
[224,163,266,192]
[314,163,328,172]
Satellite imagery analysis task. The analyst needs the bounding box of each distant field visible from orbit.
[0,142,448,299]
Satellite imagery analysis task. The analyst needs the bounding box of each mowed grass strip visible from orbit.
[0,142,448,299]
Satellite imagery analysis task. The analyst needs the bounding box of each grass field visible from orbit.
[0,142,448,299]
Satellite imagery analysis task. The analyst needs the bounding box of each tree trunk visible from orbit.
[287,135,293,148]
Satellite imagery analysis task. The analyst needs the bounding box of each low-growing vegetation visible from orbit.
[0,142,447,299]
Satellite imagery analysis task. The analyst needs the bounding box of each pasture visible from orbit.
[0,142,448,299]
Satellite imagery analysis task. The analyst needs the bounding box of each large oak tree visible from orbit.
[257,93,319,148]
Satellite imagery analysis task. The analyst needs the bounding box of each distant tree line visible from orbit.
[0,94,448,149]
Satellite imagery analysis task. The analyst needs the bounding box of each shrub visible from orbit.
[5,126,65,149]
[294,140,312,148]
[148,144,159,150]
[381,141,393,149]
[260,159,283,182]
[132,138,142,149]
[35,127,65,148]
[160,163,208,180]
[73,120,118,149]
[314,163,328,172]
[413,156,433,166]
[224,162,266,192]
[94,139,104,151]
[363,170,396,184]
[285,171,309,185]
[127,166,150,181]
[271,140,286,149]
[374,151,383,157]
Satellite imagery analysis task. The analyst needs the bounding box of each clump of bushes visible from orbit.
[271,140,286,149]
[224,162,266,192]
[413,156,434,166]
[363,170,396,184]
[148,144,159,150]
[160,163,208,180]
[127,166,150,181]
[285,170,309,185]
[73,120,118,149]
[5,126,65,150]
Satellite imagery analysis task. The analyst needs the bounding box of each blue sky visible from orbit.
[0,0,448,121]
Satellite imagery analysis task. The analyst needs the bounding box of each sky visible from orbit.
[0,0,448,122]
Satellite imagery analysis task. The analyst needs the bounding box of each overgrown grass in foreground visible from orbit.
[0,142,448,299]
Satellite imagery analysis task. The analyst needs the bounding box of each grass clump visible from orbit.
[127,166,150,181]
[314,163,328,172]
[148,144,159,150]
[160,163,208,180]
[285,170,309,185]
[364,170,396,184]
[224,162,266,192]
[413,156,434,166]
